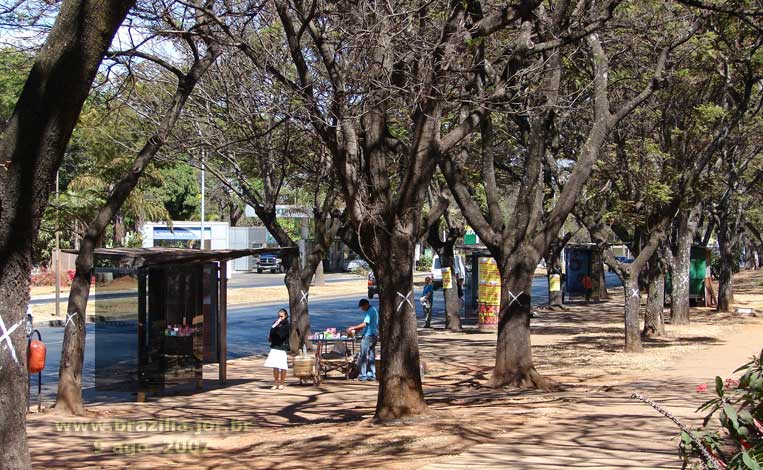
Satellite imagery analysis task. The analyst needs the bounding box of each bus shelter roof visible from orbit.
[62,247,297,268]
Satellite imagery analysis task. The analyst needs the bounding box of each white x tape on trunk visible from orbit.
[299,290,309,305]
[630,288,640,299]
[396,291,413,312]
[0,315,23,365]
[508,290,524,307]
[64,312,78,329]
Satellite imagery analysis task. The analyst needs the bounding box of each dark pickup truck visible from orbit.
[255,253,283,273]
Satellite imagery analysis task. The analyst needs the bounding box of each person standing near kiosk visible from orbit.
[265,309,290,390]
[347,299,379,381]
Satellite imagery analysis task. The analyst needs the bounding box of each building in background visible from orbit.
[141,221,232,274]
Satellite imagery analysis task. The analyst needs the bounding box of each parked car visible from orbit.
[431,254,466,289]
[367,272,378,299]
[344,258,369,272]
[255,253,283,273]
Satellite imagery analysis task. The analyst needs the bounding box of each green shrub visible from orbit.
[682,349,763,469]
[418,255,433,271]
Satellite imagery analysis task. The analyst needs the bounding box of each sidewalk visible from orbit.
[421,323,763,470]
[25,270,763,470]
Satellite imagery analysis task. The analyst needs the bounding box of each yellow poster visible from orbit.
[477,257,501,328]
[442,267,453,289]
[549,274,561,292]
[479,282,501,305]
[478,257,499,282]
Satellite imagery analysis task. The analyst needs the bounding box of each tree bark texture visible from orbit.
[670,208,699,324]
[490,263,550,389]
[55,35,222,415]
[716,209,741,312]
[642,265,665,338]
[0,1,134,467]
[284,254,311,352]
[624,276,644,352]
[373,235,427,421]
[428,226,462,331]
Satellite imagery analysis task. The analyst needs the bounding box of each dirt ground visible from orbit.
[26,270,763,469]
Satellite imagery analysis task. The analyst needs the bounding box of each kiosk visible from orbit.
[69,247,297,400]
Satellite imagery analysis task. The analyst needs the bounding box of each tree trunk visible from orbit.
[55,239,93,415]
[0,0,134,466]
[284,254,311,354]
[439,244,462,331]
[716,220,735,312]
[546,247,564,307]
[642,265,665,338]
[490,262,549,389]
[0,264,32,470]
[624,275,644,352]
[113,214,126,246]
[598,265,610,300]
[54,37,222,415]
[670,212,698,324]
[373,234,427,421]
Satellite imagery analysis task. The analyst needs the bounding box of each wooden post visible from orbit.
[219,261,227,384]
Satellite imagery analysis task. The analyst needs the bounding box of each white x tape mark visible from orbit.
[64,312,78,329]
[396,291,413,312]
[630,288,640,299]
[0,315,23,365]
[299,290,309,305]
[508,290,524,307]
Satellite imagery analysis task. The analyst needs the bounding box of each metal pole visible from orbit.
[200,147,206,250]
[55,172,60,316]
[219,262,227,384]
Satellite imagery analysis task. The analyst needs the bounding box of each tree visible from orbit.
[173,49,343,353]
[255,0,534,419]
[440,1,695,380]
[711,137,763,311]
[577,1,762,350]
[0,0,135,466]
[54,0,223,415]
[426,211,463,330]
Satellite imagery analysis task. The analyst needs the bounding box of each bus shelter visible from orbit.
[71,246,297,400]
[564,244,605,301]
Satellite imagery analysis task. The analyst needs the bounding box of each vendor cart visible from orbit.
[311,335,358,380]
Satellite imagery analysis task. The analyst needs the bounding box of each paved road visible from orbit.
[227,272,362,289]
[32,273,621,401]
[29,272,363,305]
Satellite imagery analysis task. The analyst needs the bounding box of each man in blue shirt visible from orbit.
[347,299,379,381]
[421,276,434,328]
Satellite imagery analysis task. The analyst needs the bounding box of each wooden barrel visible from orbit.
[292,355,315,377]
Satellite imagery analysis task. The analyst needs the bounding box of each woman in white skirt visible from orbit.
[265,308,290,389]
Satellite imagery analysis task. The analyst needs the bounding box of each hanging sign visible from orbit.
[549,274,561,292]
[442,267,453,289]
[477,257,501,328]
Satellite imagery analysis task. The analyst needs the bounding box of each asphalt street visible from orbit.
[32,272,621,402]
[30,272,363,305]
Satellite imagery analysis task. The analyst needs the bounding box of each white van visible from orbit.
[431,254,466,289]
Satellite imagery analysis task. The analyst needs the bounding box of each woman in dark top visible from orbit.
[264,308,290,389]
